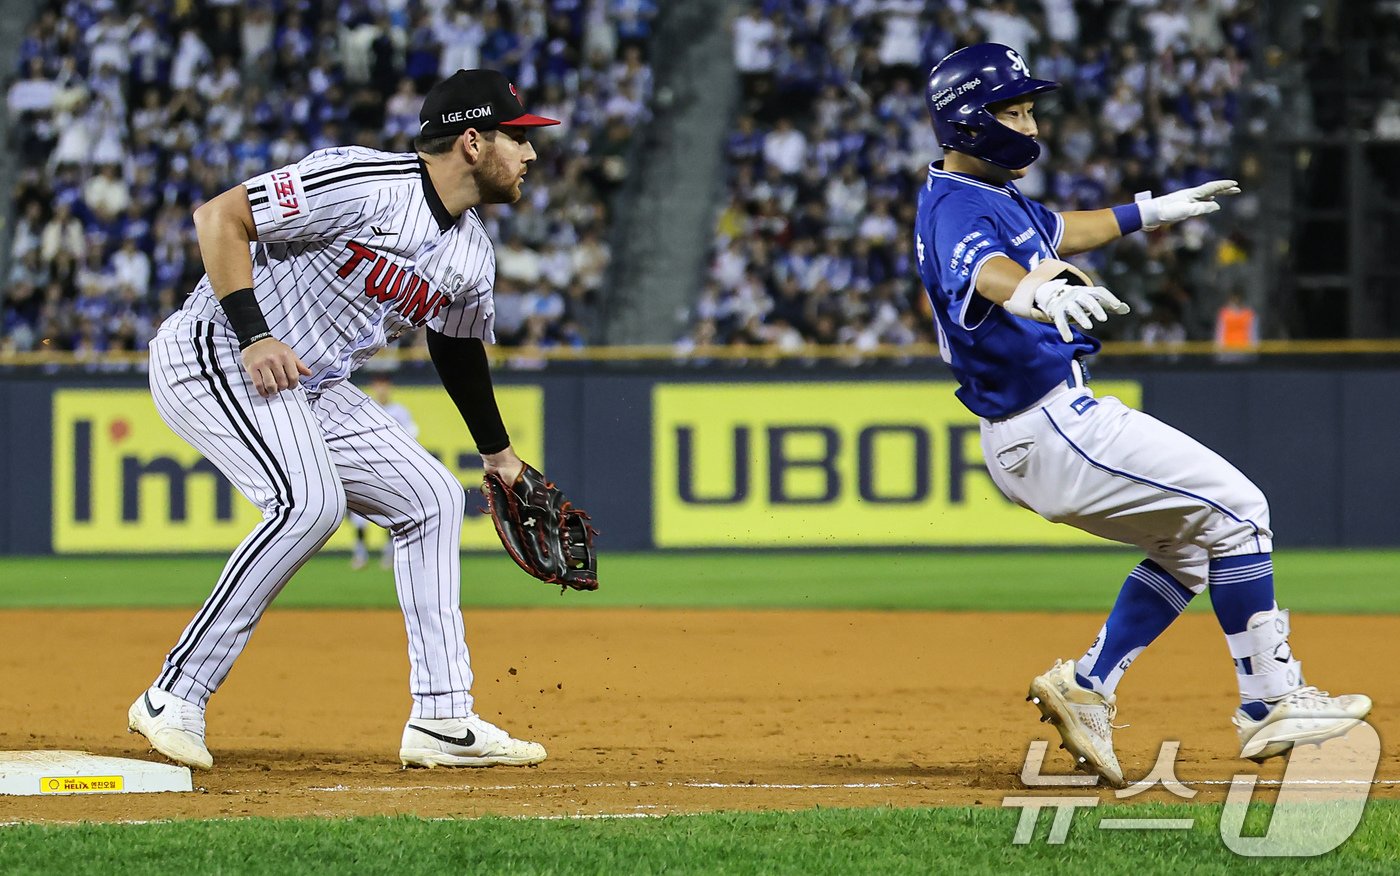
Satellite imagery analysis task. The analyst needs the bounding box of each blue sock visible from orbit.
[1208,553,1278,719]
[1075,560,1195,696]
[1208,554,1275,633]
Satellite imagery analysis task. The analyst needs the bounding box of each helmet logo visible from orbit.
[1006,49,1030,76]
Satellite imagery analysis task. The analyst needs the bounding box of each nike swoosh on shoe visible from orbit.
[407,724,476,747]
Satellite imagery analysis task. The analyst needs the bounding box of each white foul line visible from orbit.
[300,780,926,794]
[299,778,1400,794]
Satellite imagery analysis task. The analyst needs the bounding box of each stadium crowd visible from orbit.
[695,0,1262,351]
[2,0,656,357]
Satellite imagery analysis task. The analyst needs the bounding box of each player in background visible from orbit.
[915,44,1371,787]
[128,69,563,770]
[348,375,419,570]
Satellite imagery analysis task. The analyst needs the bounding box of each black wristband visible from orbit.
[218,287,273,349]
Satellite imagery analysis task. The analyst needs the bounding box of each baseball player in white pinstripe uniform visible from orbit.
[129,70,561,770]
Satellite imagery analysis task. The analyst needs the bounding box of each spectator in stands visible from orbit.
[973,1,1038,56]
[383,77,424,142]
[111,236,152,301]
[39,201,83,265]
[1377,96,1400,140]
[82,164,130,222]
[8,250,47,290]
[733,6,778,111]
[1214,291,1258,352]
[761,116,807,177]
[498,237,544,290]
[7,57,57,117]
[0,282,39,352]
[10,202,45,261]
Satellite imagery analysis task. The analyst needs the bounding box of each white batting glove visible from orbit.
[1028,279,1132,343]
[1136,179,1241,230]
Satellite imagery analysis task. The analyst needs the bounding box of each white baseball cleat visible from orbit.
[127,687,213,770]
[1234,687,1373,762]
[1027,659,1126,788]
[400,715,547,768]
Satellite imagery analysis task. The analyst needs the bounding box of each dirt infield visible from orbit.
[0,608,1392,822]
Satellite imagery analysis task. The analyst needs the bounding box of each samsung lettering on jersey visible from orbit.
[440,104,493,124]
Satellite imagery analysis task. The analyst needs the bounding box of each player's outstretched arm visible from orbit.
[1055,209,1122,256]
[193,186,311,397]
[977,255,1130,342]
[426,330,522,481]
[1056,180,1241,255]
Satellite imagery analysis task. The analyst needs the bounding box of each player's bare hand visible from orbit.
[1033,280,1131,343]
[240,338,312,398]
[1139,179,1240,229]
[482,445,525,485]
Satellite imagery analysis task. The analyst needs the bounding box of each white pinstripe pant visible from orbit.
[148,319,474,718]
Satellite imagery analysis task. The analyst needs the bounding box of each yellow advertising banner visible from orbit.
[51,385,543,553]
[653,381,1142,547]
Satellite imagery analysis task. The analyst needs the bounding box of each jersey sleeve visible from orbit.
[1025,198,1065,251]
[242,149,411,243]
[428,275,496,342]
[928,206,1009,329]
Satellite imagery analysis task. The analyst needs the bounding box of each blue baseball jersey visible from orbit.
[914,162,1098,419]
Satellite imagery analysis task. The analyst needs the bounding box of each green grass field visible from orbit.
[2,802,1399,875]
[0,549,1396,613]
[2,549,1394,873]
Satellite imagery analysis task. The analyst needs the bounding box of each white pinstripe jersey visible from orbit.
[168,146,496,393]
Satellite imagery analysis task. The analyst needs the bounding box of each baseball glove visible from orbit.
[482,463,598,592]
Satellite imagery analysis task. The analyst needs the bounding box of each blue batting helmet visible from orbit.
[925,43,1059,170]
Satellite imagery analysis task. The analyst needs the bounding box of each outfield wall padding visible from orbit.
[2,362,1395,553]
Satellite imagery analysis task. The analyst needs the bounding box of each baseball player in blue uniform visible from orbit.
[916,43,1371,787]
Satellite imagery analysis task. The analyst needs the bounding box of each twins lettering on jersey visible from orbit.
[337,242,451,324]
